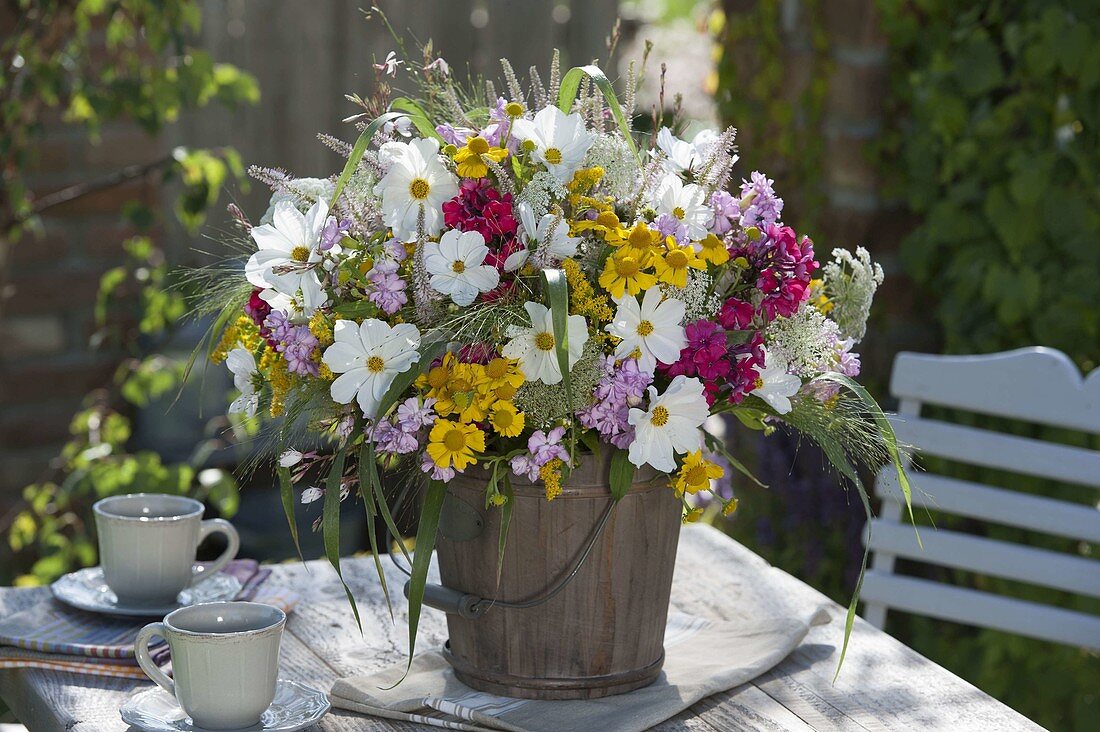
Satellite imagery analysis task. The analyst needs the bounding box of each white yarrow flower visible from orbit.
[652,174,712,241]
[225,347,259,418]
[504,202,581,271]
[423,229,500,306]
[374,138,458,242]
[322,319,422,418]
[752,348,802,415]
[512,106,594,184]
[502,301,589,385]
[627,375,709,472]
[605,287,686,374]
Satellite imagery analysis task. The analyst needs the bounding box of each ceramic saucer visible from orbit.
[51,567,242,617]
[120,680,331,732]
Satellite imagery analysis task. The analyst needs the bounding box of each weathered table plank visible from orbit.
[0,524,1044,731]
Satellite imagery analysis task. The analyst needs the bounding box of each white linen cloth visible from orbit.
[330,537,832,732]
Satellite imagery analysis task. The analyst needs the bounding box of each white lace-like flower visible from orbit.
[652,174,712,241]
[512,106,594,184]
[605,287,686,374]
[259,178,335,226]
[423,230,500,306]
[246,200,334,314]
[504,203,581,271]
[322,319,422,418]
[374,138,458,242]
[752,348,802,415]
[654,127,718,176]
[627,375,709,472]
[502,301,589,385]
[225,347,259,418]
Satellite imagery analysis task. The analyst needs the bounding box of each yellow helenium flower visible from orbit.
[418,352,456,402]
[573,209,626,244]
[427,420,485,471]
[598,251,657,299]
[653,240,705,287]
[489,401,525,437]
[478,357,525,394]
[673,451,726,496]
[435,363,488,422]
[696,233,731,266]
[453,135,508,179]
[619,222,661,259]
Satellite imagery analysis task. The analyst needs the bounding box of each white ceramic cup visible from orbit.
[93,493,239,605]
[135,601,285,730]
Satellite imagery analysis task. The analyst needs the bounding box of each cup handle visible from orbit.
[135,622,174,695]
[192,518,239,583]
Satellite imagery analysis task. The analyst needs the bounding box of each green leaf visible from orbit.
[557,65,639,163]
[358,442,393,620]
[329,111,407,207]
[277,467,303,561]
[608,447,635,502]
[391,97,445,142]
[387,478,447,687]
[322,449,362,633]
[540,268,574,430]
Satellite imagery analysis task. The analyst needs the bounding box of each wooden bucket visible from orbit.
[434,452,682,699]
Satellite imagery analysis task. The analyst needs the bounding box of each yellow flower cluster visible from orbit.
[561,258,613,325]
[260,347,293,418]
[598,221,708,299]
[420,353,527,471]
[211,316,262,364]
[539,458,564,501]
[308,311,334,346]
[808,278,833,314]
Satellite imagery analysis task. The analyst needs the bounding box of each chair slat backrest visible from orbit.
[861,348,1100,651]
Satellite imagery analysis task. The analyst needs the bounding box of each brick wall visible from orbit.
[0,116,165,500]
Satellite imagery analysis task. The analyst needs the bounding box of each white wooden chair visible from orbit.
[861,347,1100,650]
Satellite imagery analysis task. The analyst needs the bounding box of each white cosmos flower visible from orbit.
[512,106,594,184]
[654,127,721,176]
[605,288,687,374]
[423,229,500,306]
[752,347,801,415]
[502,301,589,385]
[504,202,581,272]
[246,199,335,306]
[627,375,709,472]
[322,319,422,419]
[225,347,259,418]
[652,174,712,241]
[374,138,458,242]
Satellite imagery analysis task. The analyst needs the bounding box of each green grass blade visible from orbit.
[358,441,393,622]
[703,431,767,488]
[541,268,574,440]
[391,97,445,143]
[608,447,635,501]
[496,474,514,585]
[329,111,406,208]
[277,466,303,561]
[322,448,362,633]
[384,478,446,688]
[557,65,639,162]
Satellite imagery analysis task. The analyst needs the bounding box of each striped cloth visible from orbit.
[0,560,299,680]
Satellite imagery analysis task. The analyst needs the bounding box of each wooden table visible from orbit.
[0,524,1043,731]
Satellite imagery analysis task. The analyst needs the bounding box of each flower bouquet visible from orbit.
[201,46,910,694]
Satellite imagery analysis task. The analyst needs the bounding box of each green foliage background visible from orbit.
[716,1,1099,730]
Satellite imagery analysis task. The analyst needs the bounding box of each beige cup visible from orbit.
[135,602,285,729]
[93,493,239,605]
